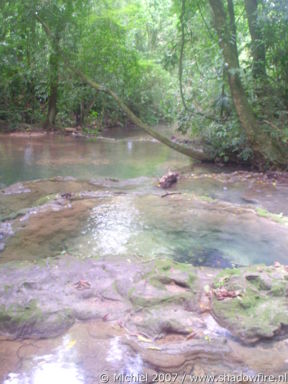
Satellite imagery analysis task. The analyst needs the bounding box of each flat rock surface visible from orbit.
[0,256,218,344]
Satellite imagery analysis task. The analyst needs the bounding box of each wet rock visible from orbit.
[1,183,31,195]
[127,306,201,340]
[0,225,10,239]
[18,198,71,223]
[241,197,258,205]
[0,257,200,340]
[124,336,243,379]
[64,127,78,134]
[0,300,74,339]
[245,273,272,290]
[266,171,288,184]
[0,223,14,250]
[52,176,77,182]
[128,280,189,307]
[159,171,179,189]
[127,259,196,308]
[60,192,72,200]
[1,256,288,379]
[1,253,287,349]
[212,265,288,344]
[0,257,140,339]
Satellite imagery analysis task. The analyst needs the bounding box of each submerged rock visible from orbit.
[175,248,234,269]
[0,223,14,253]
[211,265,288,344]
[1,183,31,195]
[0,223,14,238]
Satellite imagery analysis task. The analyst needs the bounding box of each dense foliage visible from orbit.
[0,0,287,167]
[0,0,177,129]
[174,0,288,164]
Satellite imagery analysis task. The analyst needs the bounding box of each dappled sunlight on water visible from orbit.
[1,319,288,382]
[82,198,139,256]
[106,337,143,378]
[1,323,145,384]
[65,193,288,266]
[1,187,288,265]
[3,335,84,384]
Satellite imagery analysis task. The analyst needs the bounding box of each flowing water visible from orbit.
[1,130,288,382]
[1,133,288,266]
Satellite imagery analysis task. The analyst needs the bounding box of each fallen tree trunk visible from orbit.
[72,70,212,161]
[35,14,213,163]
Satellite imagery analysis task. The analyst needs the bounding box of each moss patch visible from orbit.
[128,259,197,308]
[212,264,288,344]
[256,208,288,225]
[0,300,74,339]
[34,194,58,206]
[0,299,42,330]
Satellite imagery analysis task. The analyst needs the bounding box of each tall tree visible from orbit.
[244,0,266,81]
[44,32,60,128]
[208,0,287,167]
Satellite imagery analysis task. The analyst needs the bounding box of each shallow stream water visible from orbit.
[0,130,288,383]
[1,133,288,266]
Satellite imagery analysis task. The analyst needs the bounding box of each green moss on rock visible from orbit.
[0,300,74,339]
[35,194,58,206]
[212,265,288,344]
[128,259,197,308]
[0,299,42,329]
[256,208,288,225]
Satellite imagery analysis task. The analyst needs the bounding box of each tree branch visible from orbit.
[35,13,213,162]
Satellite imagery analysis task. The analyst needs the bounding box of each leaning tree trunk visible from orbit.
[36,14,213,162]
[44,37,59,129]
[208,0,288,168]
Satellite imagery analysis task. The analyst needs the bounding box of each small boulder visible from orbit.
[159,171,179,189]
[212,265,288,344]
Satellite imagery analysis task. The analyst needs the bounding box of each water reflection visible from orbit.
[63,193,288,266]
[127,140,133,153]
[24,145,33,166]
[124,195,288,266]
[78,197,140,257]
[3,335,144,384]
[0,135,188,186]
[4,336,84,384]
[2,187,288,266]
